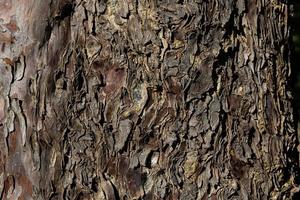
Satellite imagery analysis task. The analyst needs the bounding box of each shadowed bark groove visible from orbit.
[0,0,300,199]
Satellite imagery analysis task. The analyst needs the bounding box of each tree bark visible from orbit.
[0,0,299,199]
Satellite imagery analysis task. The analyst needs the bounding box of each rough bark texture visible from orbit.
[0,0,299,199]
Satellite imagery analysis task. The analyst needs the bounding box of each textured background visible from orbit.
[0,0,300,199]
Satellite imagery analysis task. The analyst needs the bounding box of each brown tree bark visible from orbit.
[0,0,299,199]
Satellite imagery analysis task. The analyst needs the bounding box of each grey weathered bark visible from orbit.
[0,0,299,199]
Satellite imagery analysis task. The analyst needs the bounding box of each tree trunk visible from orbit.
[0,0,299,199]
